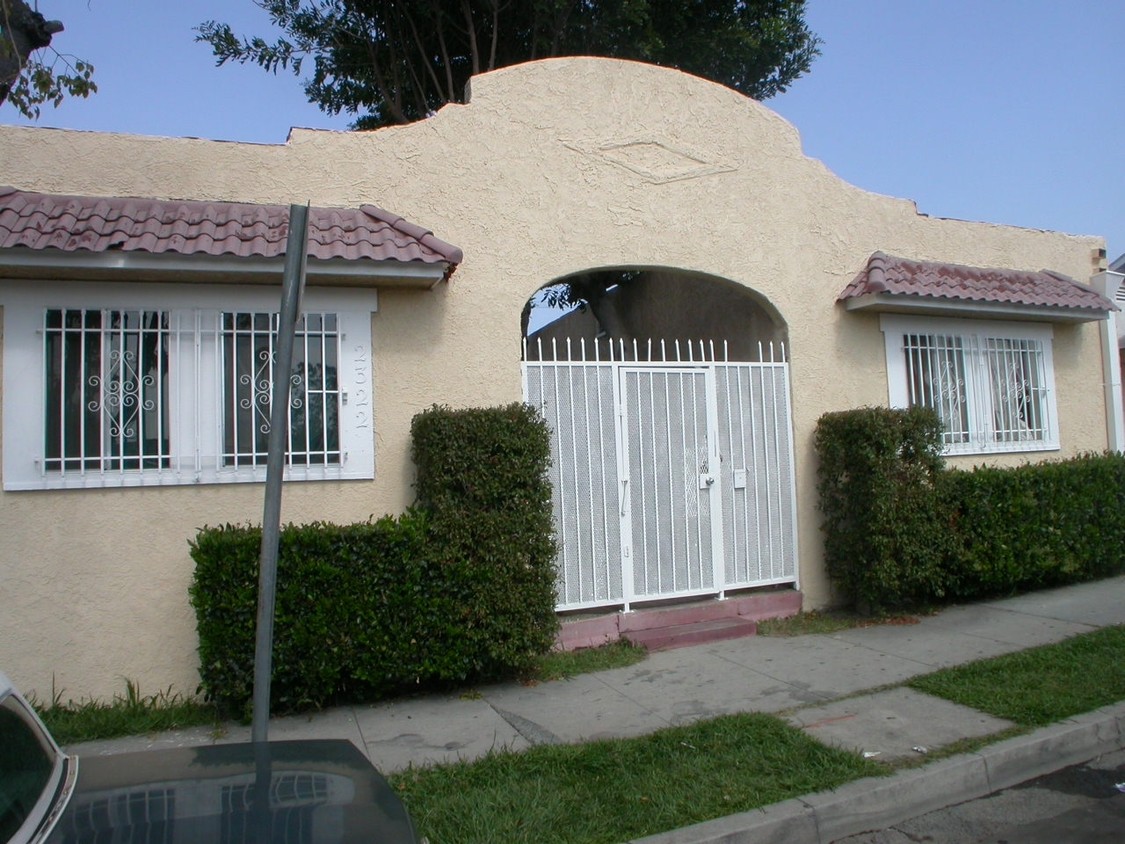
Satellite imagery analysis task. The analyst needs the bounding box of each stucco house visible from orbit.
[0,58,1120,702]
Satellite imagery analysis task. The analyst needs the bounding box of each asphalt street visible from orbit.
[833,748,1125,843]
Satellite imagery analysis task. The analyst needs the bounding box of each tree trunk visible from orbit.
[0,0,64,105]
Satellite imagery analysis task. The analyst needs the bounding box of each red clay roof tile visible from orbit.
[0,186,463,268]
[839,252,1112,314]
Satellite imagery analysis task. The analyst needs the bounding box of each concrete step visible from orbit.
[626,616,758,651]
[557,588,801,651]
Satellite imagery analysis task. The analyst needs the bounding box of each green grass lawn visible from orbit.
[907,624,1125,726]
[391,713,884,844]
[34,680,222,745]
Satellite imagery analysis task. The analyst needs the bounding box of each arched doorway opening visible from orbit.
[521,268,798,612]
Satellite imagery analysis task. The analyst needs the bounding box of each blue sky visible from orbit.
[6,1,1124,261]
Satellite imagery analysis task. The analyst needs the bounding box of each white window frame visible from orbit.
[880,314,1060,455]
[1,280,378,490]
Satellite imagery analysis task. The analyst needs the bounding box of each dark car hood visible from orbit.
[47,739,417,844]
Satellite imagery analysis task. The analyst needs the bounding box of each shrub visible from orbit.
[411,403,559,678]
[815,408,1125,611]
[943,453,1125,598]
[814,406,954,611]
[191,403,558,715]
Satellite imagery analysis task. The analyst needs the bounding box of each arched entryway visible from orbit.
[522,268,798,612]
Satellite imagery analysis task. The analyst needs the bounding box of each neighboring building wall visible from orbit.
[0,58,1108,700]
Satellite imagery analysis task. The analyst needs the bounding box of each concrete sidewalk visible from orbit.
[70,576,1125,843]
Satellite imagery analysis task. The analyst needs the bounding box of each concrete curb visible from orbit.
[627,701,1125,844]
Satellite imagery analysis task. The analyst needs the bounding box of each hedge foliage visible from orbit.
[190,403,558,716]
[815,407,1125,612]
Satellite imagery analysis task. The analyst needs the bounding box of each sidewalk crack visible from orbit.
[490,706,563,746]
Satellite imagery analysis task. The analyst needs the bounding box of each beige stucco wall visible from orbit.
[0,58,1109,701]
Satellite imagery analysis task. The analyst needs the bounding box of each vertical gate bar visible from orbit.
[579,338,598,602]
[565,337,584,602]
[613,354,632,611]
[738,364,752,582]
[704,365,724,596]
[549,337,572,604]
[659,369,674,594]
[726,364,738,581]
[692,370,705,589]
[644,369,658,594]
[769,357,785,580]
[679,371,692,591]
[780,356,800,587]
[758,349,777,579]
[594,346,612,602]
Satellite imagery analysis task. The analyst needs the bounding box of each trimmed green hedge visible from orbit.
[944,454,1125,599]
[816,407,1125,612]
[411,403,559,676]
[190,403,558,715]
[815,407,955,611]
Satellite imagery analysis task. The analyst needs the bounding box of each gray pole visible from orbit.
[251,204,310,744]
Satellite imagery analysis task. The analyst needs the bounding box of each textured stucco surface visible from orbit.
[0,58,1109,701]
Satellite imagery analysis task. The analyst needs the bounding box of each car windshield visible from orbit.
[0,694,59,842]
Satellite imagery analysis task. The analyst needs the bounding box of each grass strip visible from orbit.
[907,624,1125,726]
[391,713,884,844]
[528,639,647,681]
[34,681,221,745]
[35,641,648,745]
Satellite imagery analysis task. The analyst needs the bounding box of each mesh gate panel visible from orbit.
[525,363,621,608]
[715,363,796,587]
[527,354,796,611]
[623,369,713,599]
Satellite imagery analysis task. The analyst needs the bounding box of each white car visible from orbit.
[0,671,419,843]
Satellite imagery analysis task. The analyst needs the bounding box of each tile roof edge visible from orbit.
[866,251,889,293]
[360,204,464,265]
[838,252,1116,313]
[0,186,16,199]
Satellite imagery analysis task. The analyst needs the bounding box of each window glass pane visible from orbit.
[43,309,170,472]
[903,333,969,445]
[987,337,1047,442]
[223,313,341,467]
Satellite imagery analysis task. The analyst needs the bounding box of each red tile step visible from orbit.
[625,616,758,651]
[556,588,801,651]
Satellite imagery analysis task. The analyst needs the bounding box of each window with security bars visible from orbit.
[884,316,1058,455]
[4,281,376,490]
[222,312,341,467]
[44,309,171,472]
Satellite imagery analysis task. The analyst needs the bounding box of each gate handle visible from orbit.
[621,479,628,516]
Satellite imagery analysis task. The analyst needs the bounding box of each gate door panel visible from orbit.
[715,363,798,588]
[524,361,623,608]
[620,368,719,601]
[524,338,797,612]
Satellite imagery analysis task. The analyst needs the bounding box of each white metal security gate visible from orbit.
[524,338,798,611]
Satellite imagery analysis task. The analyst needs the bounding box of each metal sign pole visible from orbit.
[251,203,310,744]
